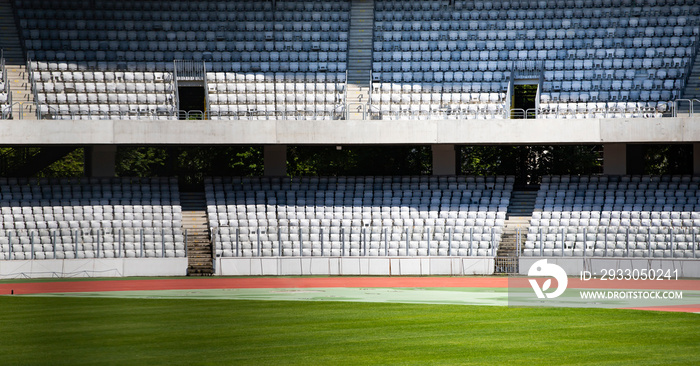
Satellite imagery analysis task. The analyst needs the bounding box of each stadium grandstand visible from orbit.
[0,0,699,278]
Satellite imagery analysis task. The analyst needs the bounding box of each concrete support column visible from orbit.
[432,144,456,176]
[264,145,287,177]
[85,145,117,177]
[694,143,700,176]
[603,143,627,175]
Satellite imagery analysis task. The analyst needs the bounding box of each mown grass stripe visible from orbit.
[0,297,697,365]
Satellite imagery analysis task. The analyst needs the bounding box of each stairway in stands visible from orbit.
[180,192,214,276]
[681,55,700,109]
[0,0,33,119]
[346,0,373,119]
[495,190,538,274]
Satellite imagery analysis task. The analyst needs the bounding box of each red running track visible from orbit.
[2,277,698,313]
[0,277,508,295]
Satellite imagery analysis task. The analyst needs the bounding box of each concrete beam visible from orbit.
[85,145,117,177]
[603,143,627,175]
[264,145,287,177]
[432,144,456,176]
[1,118,699,145]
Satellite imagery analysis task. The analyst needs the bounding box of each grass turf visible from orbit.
[0,297,698,365]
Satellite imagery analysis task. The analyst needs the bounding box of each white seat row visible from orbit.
[525,175,700,257]
[205,176,514,257]
[0,178,185,259]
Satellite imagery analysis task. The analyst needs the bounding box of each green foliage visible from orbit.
[643,145,693,175]
[288,146,431,176]
[0,147,37,175]
[0,147,84,178]
[116,146,263,186]
[0,297,697,365]
[513,84,539,112]
[461,145,602,184]
[116,147,169,177]
[0,143,692,181]
[35,148,84,178]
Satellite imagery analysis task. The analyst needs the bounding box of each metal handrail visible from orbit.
[673,99,700,117]
[204,109,346,120]
[0,51,9,119]
[28,103,691,121]
[202,61,210,119]
[172,60,180,111]
[346,102,366,119]
[36,104,177,120]
[211,225,501,258]
[0,105,10,120]
[524,226,698,259]
[0,228,185,260]
[27,59,41,118]
[174,60,205,80]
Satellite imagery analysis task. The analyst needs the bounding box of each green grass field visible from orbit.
[0,296,698,365]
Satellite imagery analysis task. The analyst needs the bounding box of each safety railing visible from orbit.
[27,58,41,119]
[1,51,6,94]
[24,100,698,121]
[369,107,507,120]
[34,108,349,120]
[509,108,538,119]
[0,228,190,260]
[2,102,33,120]
[673,99,700,117]
[521,226,700,258]
[346,102,366,119]
[29,105,691,121]
[512,60,544,79]
[203,61,210,119]
[0,51,9,119]
[211,225,501,258]
[179,110,204,120]
[494,257,519,274]
[538,104,672,119]
[173,60,205,81]
[367,103,683,120]
[204,109,346,120]
[367,104,382,120]
[0,105,10,120]
[172,64,180,111]
[36,105,177,120]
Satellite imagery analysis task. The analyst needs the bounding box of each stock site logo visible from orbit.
[528,259,568,299]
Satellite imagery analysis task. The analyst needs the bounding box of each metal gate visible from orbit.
[494,257,519,274]
[174,60,205,80]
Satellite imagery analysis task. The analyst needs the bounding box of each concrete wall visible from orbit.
[2,118,699,145]
[215,257,494,276]
[519,257,700,278]
[0,258,187,279]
